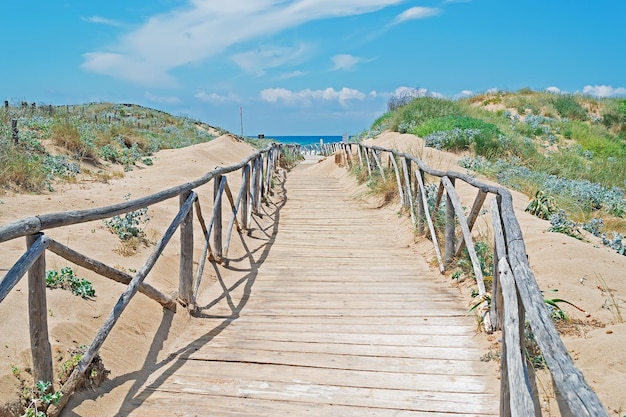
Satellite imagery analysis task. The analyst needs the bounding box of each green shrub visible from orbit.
[391,97,460,131]
[46,267,95,298]
[552,95,587,121]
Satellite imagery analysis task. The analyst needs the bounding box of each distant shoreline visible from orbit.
[247,135,344,145]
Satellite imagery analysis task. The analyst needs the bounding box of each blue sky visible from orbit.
[1,1,625,136]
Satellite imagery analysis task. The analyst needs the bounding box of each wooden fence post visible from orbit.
[11,119,18,144]
[213,175,224,260]
[401,158,416,227]
[416,168,426,235]
[178,190,194,305]
[4,100,8,111]
[27,233,54,385]
[242,164,251,230]
[444,176,456,268]
[363,148,373,177]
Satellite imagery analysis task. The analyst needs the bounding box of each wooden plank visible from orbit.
[190,336,483,359]
[124,391,494,417]
[139,376,496,414]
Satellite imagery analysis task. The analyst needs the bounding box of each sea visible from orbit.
[251,135,345,146]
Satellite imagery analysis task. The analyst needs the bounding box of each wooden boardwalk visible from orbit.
[121,157,498,416]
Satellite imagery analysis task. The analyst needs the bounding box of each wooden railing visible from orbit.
[336,142,608,417]
[0,143,290,416]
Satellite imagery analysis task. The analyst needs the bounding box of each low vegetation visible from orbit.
[357,89,626,255]
[0,102,226,192]
[45,267,95,299]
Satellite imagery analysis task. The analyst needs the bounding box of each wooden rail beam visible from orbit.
[47,240,176,311]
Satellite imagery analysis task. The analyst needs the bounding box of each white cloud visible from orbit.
[145,92,181,104]
[82,0,403,86]
[582,85,626,97]
[486,87,499,94]
[455,90,474,98]
[83,16,125,27]
[545,86,562,94]
[393,7,442,24]
[82,52,178,87]
[260,87,366,106]
[231,44,310,75]
[330,54,371,71]
[195,90,240,104]
[275,70,308,80]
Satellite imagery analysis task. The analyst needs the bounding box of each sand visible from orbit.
[0,132,624,416]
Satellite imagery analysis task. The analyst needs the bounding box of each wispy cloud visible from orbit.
[274,70,308,80]
[144,92,181,104]
[82,0,403,86]
[393,7,442,24]
[195,90,241,104]
[582,85,626,97]
[231,44,310,76]
[83,16,125,27]
[260,87,366,107]
[330,54,373,71]
[545,86,562,94]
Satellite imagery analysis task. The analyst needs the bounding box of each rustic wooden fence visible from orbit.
[0,143,289,416]
[336,142,608,417]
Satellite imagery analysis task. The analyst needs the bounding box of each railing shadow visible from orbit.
[90,171,288,416]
